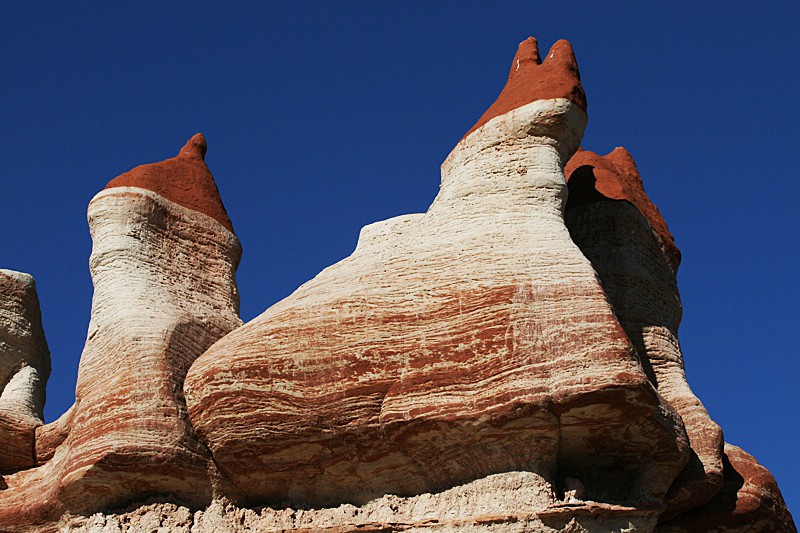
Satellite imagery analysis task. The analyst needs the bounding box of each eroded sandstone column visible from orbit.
[54,134,242,513]
[0,270,50,473]
[564,148,725,519]
[185,38,689,518]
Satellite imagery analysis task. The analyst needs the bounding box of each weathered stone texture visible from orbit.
[0,36,795,533]
[184,40,688,514]
[657,444,796,533]
[61,472,661,532]
[0,135,242,527]
[564,149,725,519]
[0,269,50,474]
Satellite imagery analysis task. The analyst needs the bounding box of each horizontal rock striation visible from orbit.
[58,134,243,514]
[0,36,795,533]
[0,134,243,528]
[0,270,50,473]
[61,472,663,532]
[184,37,689,516]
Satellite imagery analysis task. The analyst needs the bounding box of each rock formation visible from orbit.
[0,270,50,474]
[184,37,689,514]
[0,134,241,527]
[564,148,725,519]
[0,37,794,532]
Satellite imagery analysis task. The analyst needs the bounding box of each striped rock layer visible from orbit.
[0,135,242,528]
[564,148,725,518]
[184,38,691,518]
[0,270,50,473]
[0,37,796,533]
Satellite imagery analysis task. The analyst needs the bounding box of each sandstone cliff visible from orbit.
[0,36,794,533]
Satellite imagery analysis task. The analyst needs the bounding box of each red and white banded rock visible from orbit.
[184,37,689,513]
[657,444,797,533]
[0,270,50,473]
[564,148,725,519]
[56,134,242,512]
[0,134,242,528]
[1,36,794,533]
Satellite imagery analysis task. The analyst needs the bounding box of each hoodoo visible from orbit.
[184,37,689,523]
[0,37,794,532]
[0,135,242,527]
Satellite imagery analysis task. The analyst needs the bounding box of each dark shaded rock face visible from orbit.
[565,149,725,519]
[0,36,794,533]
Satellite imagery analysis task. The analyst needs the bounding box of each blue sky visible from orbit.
[2,2,797,516]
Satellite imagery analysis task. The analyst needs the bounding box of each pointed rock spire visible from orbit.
[104,133,234,233]
[463,37,586,139]
[178,132,208,159]
[565,147,680,271]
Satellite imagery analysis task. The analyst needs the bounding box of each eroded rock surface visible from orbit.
[0,270,50,473]
[184,37,688,516]
[657,444,796,533]
[0,134,242,527]
[55,134,242,513]
[564,148,725,519]
[0,36,795,533]
[61,473,659,533]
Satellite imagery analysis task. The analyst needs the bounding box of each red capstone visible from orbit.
[566,147,681,271]
[463,37,586,139]
[104,133,234,233]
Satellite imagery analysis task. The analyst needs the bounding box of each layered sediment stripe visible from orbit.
[185,38,688,510]
[0,136,243,525]
[54,178,242,513]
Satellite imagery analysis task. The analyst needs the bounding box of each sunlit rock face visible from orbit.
[0,270,50,473]
[0,135,242,528]
[54,134,242,513]
[0,36,796,533]
[184,37,689,519]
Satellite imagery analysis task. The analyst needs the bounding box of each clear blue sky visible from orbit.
[2,2,797,516]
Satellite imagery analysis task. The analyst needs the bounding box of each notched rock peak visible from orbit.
[464,37,586,139]
[105,133,234,233]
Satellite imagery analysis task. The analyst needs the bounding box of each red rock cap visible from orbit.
[464,37,586,139]
[566,147,681,271]
[104,134,234,233]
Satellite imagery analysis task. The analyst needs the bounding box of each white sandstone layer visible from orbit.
[0,185,243,526]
